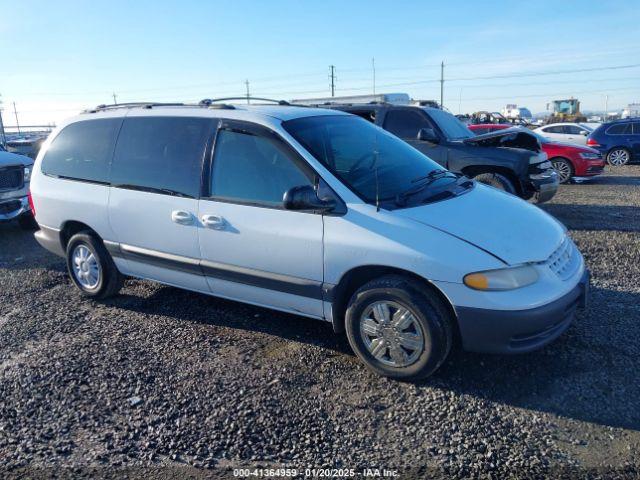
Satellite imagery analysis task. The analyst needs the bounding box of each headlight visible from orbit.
[529,152,548,164]
[579,152,601,160]
[23,166,31,182]
[464,265,539,291]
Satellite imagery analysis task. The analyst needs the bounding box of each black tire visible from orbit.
[607,147,631,166]
[65,231,123,299]
[17,213,39,231]
[344,275,453,380]
[549,157,574,184]
[473,172,517,194]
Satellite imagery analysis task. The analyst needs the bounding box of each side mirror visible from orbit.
[417,127,439,143]
[283,185,336,212]
[579,130,589,136]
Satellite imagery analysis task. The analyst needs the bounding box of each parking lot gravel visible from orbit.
[1,165,639,479]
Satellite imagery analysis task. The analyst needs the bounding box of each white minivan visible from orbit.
[30,101,589,379]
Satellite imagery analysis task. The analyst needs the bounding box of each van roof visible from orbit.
[80,102,346,122]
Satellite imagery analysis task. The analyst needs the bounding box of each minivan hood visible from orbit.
[395,184,565,265]
[0,151,32,168]
[463,128,541,152]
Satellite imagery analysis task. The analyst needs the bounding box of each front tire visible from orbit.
[345,275,453,380]
[66,231,123,299]
[607,148,631,166]
[550,157,574,184]
[473,172,517,195]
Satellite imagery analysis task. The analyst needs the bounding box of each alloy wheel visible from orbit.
[608,149,630,166]
[72,244,101,289]
[359,301,425,368]
[551,159,572,183]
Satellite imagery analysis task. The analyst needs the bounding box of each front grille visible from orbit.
[0,166,23,190]
[0,200,21,214]
[544,236,580,280]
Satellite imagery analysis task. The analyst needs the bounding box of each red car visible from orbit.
[469,124,605,184]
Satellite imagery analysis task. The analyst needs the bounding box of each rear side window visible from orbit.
[543,125,564,134]
[111,116,213,198]
[383,110,430,138]
[632,123,640,134]
[606,123,631,135]
[210,129,311,206]
[41,119,120,183]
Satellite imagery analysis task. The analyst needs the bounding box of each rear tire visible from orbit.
[607,148,630,166]
[473,172,517,194]
[344,275,453,380]
[66,231,123,299]
[550,157,574,184]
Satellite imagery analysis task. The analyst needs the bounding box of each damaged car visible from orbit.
[312,102,558,202]
[0,143,37,230]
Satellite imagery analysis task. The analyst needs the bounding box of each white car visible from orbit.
[533,123,593,145]
[30,100,589,380]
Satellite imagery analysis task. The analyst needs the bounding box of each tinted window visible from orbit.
[632,123,640,135]
[384,110,430,138]
[41,119,120,183]
[111,116,212,198]
[210,129,311,205]
[607,123,631,135]
[543,125,564,134]
[565,125,583,135]
[283,115,448,203]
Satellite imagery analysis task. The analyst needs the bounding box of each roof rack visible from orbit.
[84,102,187,113]
[199,97,291,106]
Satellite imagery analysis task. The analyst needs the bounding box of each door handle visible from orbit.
[171,210,194,225]
[201,214,226,230]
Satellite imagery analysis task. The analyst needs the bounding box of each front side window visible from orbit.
[383,110,431,139]
[424,109,474,140]
[543,125,564,134]
[633,123,640,135]
[283,115,456,205]
[565,125,583,135]
[41,118,120,183]
[111,116,213,198]
[210,129,312,206]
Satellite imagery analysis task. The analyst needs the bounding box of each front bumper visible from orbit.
[0,196,30,221]
[527,170,559,204]
[455,269,589,354]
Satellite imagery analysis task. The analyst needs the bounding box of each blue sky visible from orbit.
[1,0,639,125]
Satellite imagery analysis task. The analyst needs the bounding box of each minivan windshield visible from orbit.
[283,115,468,207]
[426,109,475,140]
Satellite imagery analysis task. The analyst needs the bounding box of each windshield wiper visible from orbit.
[395,170,458,206]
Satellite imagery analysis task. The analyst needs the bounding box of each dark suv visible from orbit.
[320,104,558,203]
[587,118,640,166]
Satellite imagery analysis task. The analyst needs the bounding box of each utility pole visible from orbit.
[604,94,609,121]
[12,102,20,135]
[440,61,444,109]
[112,92,118,104]
[245,79,250,104]
[372,58,376,95]
[329,65,336,97]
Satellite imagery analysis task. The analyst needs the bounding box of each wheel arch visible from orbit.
[329,265,460,340]
[461,165,523,195]
[60,220,100,251]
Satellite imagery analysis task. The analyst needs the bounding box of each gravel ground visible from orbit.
[1,165,639,479]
